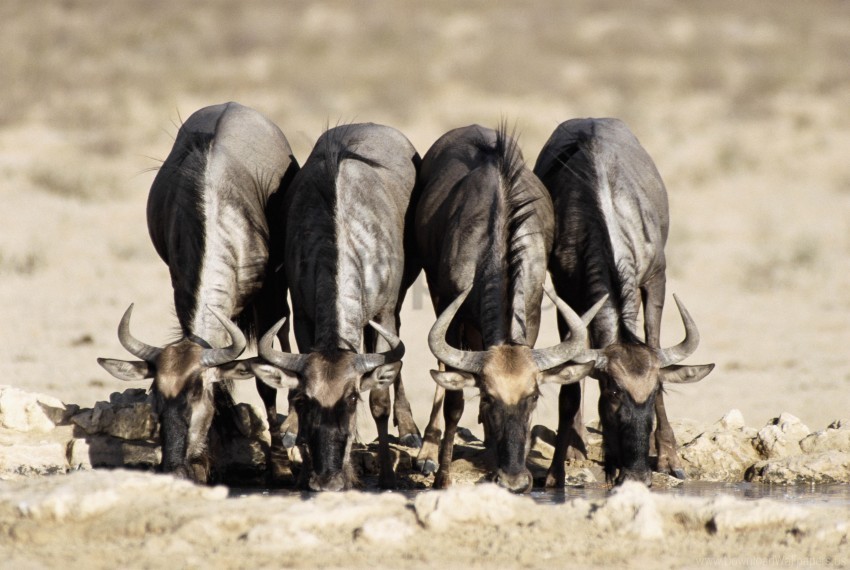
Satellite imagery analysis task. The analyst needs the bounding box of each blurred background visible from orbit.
[1,1,848,441]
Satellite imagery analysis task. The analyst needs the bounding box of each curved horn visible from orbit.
[199,306,248,367]
[532,285,604,371]
[117,304,162,364]
[354,320,406,374]
[657,294,700,367]
[428,286,487,374]
[257,316,308,373]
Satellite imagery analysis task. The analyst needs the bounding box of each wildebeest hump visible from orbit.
[146,102,297,342]
[284,123,418,350]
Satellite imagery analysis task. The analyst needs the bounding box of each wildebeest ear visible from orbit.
[429,369,476,391]
[360,361,402,392]
[539,361,595,386]
[217,359,257,381]
[660,363,715,384]
[97,358,153,381]
[250,361,300,391]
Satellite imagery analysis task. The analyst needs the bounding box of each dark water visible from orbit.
[230,482,850,507]
[527,482,850,507]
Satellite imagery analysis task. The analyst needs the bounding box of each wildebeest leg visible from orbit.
[433,386,464,489]
[368,315,397,489]
[545,381,586,487]
[416,379,445,475]
[642,272,684,479]
[546,309,589,484]
[282,312,314,451]
[393,373,422,448]
[390,313,422,448]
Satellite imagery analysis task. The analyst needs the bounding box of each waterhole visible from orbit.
[230,482,850,506]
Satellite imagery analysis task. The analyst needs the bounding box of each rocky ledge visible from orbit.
[0,384,848,486]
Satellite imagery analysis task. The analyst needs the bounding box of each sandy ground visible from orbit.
[1,1,849,567]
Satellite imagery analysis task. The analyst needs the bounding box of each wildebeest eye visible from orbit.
[347,392,359,408]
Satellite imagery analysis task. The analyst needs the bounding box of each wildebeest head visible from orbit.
[97,304,251,481]
[251,319,403,492]
[575,295,714,485]
[427,285,603,493]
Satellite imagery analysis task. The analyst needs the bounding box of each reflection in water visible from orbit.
[529,482,850,506]
[231,482,850,506]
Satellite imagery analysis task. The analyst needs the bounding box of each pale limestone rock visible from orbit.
[0,385,77,432]
[414,483,524,531]
[4,470,226,522]
[800,427,850,454]
[749,451,850,484]
[588,481,664,539]
[356,516,417,544]
[754,413,810,459]
[678,414,760,481]
[717,409,746,430]
[707,497,809,533]
[0,440,69,477]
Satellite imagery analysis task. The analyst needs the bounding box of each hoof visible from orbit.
[417,458,438,475]
[433,471,451,489]
[399,433,423,449]
[282,431,297,449]
[671,468,686,480]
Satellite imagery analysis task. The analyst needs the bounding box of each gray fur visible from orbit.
[535,117,712,486]
[100,102,298,482]
[265,122,422,490]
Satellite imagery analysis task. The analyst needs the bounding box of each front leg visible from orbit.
[370,385,395,489]
[416,381,445,475]
[392,370,422,448]
[433,388,464,489]
[641,271,684,478]
[654,390,685,479]
[545,381,586,487]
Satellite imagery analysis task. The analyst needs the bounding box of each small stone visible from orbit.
[718,409,746,430]
[108,389,150,406]
[565,467,597,485]
[104,402,157,440]
[530,425,556,460]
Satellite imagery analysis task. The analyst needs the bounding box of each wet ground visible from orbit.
[232,481,850,507]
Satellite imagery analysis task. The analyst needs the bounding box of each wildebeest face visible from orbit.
[431,345,592,493]
[592,343,713,486]
[594,344,659,486]
[98,305,251,483]
[252,317,404,491]
[253,350,401,491]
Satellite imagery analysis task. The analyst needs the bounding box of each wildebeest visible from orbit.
[250,122,422,491]
[415,124,601,492]
[534,117,714,486]
[98,102,299,482]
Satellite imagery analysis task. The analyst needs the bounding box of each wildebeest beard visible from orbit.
[296,395,359,491]
[599,392,655,485]
[481,393,537,491]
